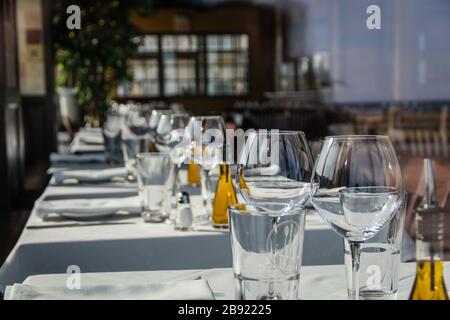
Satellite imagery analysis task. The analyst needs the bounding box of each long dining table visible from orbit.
[0,169,345,294]
[0,129,416,296]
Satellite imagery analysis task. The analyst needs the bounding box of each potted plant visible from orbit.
[52,0,154,127]
[55,49,79,131]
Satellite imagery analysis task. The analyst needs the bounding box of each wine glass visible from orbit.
[103,108,125,165]
[125,103,152,136]
[186,116,226,217]
[155,113,188,152]
[162,113,191,178]
[236,130,314,208]
[120,104,156,181]
[148,109,172,142]
[154,113,190,221]
[310,135,404,300]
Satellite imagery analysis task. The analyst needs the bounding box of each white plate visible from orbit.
[59,212,116,221]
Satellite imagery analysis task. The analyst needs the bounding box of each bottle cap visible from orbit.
[177,192,190,204]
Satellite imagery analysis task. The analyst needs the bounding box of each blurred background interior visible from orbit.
[1,0,450,263]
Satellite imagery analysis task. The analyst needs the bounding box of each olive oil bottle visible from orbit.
[238,168,250,194]
[409,159,449,300]
[187,144,201,186]
[212,164,237,228]
[187,163,201,185]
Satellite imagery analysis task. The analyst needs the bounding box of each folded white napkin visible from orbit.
[70,143,105,154]
[35,196,141,219]
[68,131,105,153]
[4,280,214,300]
[79,134,104,145]
[42,185,138,201]
[79,127,102,134]
[53,167,128,184]
[50,153,106,164]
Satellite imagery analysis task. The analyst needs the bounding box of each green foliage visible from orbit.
[52,0,153,115]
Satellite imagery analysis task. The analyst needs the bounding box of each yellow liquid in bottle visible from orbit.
[187,163,201,185]
[238,169,250,194]
[409,260,449,300]
[212,164,237,228]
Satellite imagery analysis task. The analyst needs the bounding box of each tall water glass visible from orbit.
[344,202,406,299]
[229,203,306,300]
[136,153,170,222]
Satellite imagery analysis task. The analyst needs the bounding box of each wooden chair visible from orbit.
[387,106,449,158]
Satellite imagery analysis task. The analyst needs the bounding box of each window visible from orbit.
[118,33,250,98]
[118,59,159,97]
[206,34,249,95]
[278,63,296,92]
[138,35,159,54]
[162,35,199,96]
[118,35,159,97]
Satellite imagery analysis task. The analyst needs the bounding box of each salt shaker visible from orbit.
[175,192,193,231]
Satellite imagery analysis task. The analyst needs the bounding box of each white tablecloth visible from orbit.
[9,262,450,300]
[0,178,344,293]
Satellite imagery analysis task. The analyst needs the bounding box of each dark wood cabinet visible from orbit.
[0,0,25,211]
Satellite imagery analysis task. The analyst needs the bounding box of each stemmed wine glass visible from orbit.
[163,113,191,182]
[148,109,172,143]
[236,130,314,207]
[154,113,188,152]
[310,135,404,300]
[186,116,226,218]
[121,104,154,182]
[155,113,190,221]
[125,103,152,136]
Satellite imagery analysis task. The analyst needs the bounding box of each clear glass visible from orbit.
[148,109,173,141]
[236,131,314,207]
[156,113,191,222]
[103,129,122,165]
[121,135,154,182]
[155,113,189,153]
[186,115,226,220]
[344,202,406,300]
[310,135,405,300]
[136,152,170,223]
[125,103,152,136]
[229,203,306,300]
[103,114,124,165]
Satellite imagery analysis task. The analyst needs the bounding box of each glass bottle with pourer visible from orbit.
[212,143,237,228]
[409,159,449,300]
